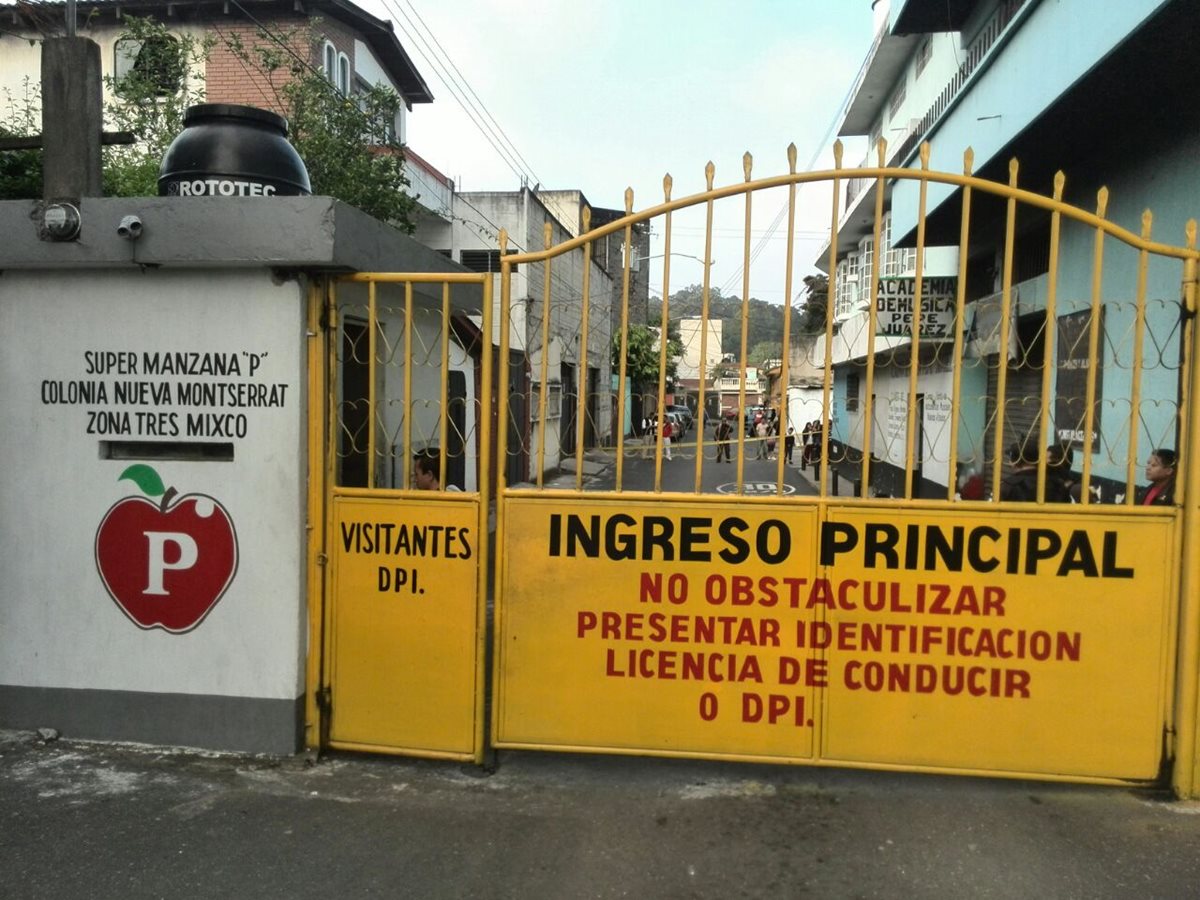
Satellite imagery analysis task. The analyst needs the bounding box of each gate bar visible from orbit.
[903,143,931,499]
[1175,222,1200,795]
[989,160,1020,501]
[1124,212,1153,500]
[536,224,552,488]
[1035,172,1065,503]
[694,164,716,494]
[947,149,974,500]
[367,280,377,489]
[304,278,328,748]
[775,145,798,494]
[575,212,593,491]
[1080,189,1109,505]
[819,142,843,499]
[735,154,753,492]
[656,181,672,492]
[860,138,888,496]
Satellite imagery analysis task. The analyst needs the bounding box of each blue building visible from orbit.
[819,0,1195,499]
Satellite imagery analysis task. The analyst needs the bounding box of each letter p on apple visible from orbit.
[143,531,199,595]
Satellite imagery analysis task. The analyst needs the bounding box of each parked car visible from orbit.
[664,411,686,438]
[667,405,693,434]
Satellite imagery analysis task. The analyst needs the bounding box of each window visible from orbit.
[114,33,185,97]
[887,81,907,121]
[323,41,337,80]
[846,373,860,412]
[859,237,874,286]
[322,42,350,95]
[835,259,855,319]
[846,252,861,310]
[460,249,518,273]
[915,38,932,79]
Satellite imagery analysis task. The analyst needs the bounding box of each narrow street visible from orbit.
[4,729,1200,899]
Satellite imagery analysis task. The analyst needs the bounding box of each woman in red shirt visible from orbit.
[1137,449,1177,506]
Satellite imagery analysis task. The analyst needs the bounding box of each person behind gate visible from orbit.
[1137,448,1176,505]
[414,449,461,491]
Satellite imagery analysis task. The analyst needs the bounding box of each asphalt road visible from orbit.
[4,729,1200,899]
[596,429,824,497]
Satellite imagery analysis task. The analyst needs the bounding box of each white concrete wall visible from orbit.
[678,317,723,381]
[453,191,616,458]
[787,386,829,432]
[529,335,566,473]
[353,38,407,144]
[0,268,305,699]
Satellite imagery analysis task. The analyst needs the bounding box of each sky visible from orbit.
[360,0,880,306]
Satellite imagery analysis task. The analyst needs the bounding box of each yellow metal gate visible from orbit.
[309,273,493,762]
[486,143,1199,790]
[307,142,1200,793]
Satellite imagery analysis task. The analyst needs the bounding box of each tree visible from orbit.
[612,324,682,387]
[225,25,419,230]
[796,274,829,334]
[1,16,419,231]
[101,16,211,198]
[0,78,42,199]
[747,341,782,368]
[650,284,807,358]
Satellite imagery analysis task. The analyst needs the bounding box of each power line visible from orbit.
[717,71,863,296]
[381,0,531,186]
[382,1,581,232]
[396,0,542,183]
[222,0,409,146]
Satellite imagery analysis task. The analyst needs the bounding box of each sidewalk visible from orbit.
[4,728,1200,899]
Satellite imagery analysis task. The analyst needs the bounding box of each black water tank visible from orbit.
[158,104,311,198]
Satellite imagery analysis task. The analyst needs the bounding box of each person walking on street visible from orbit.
[715,415,733,463]
[755,417,769,459]
[801,420,815,470]
[784,426,796,465]
[640,415,656,459]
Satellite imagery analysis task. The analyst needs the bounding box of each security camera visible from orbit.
[117,215,143,240]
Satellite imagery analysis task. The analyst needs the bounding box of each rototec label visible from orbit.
[166,179,277,197]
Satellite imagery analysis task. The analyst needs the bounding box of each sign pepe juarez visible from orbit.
[496,500,1173,778]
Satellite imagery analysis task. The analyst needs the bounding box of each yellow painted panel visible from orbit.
[819,508,1174,779]
[497,497,821,760]
[330,495,479,754]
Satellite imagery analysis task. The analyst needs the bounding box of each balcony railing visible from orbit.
[892,0,1029,166]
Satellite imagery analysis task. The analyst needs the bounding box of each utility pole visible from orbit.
[40,36,104,202]
[0,0,133,238]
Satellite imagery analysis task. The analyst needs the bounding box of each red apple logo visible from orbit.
[95,465,239,633]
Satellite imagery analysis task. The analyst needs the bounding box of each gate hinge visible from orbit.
[317,685,332,715]
[316,552,328,566]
